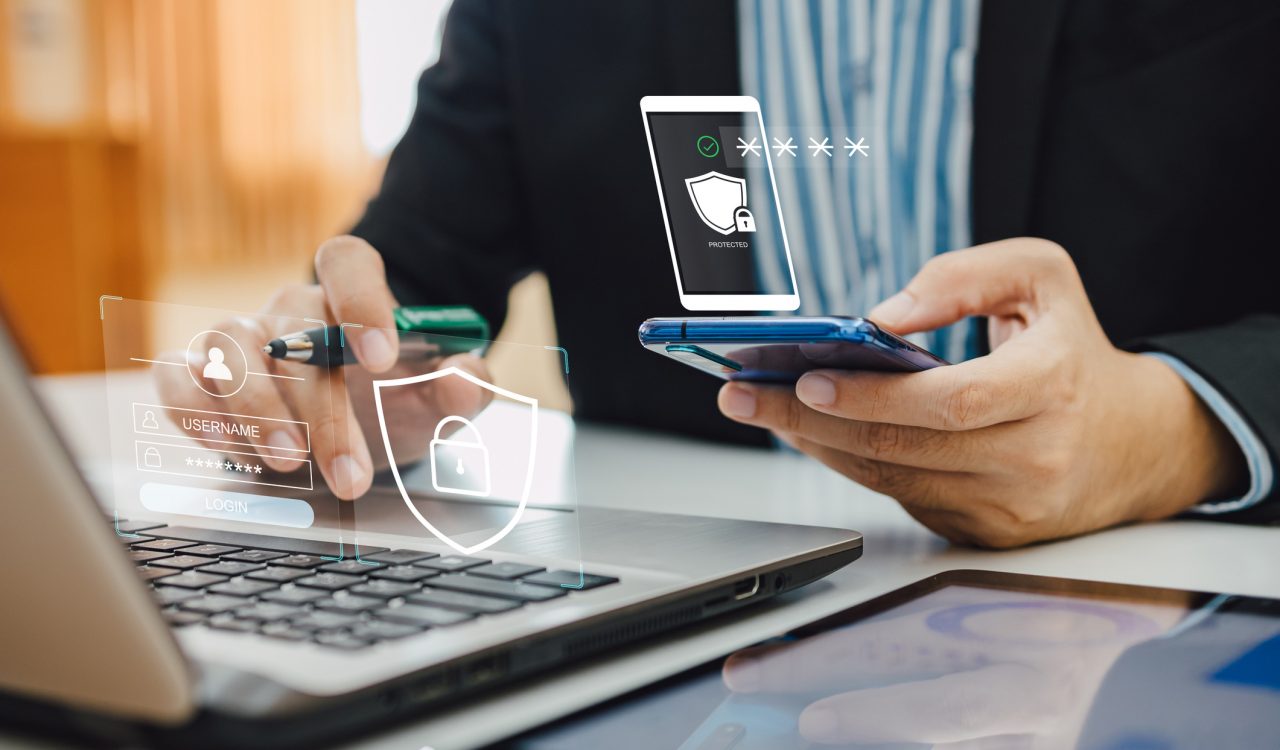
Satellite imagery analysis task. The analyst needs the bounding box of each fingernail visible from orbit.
[796,373,836,406]
[328,455,367,494]
[266,430,300,453]
[721,384,757,418]
[869,291,915,325]
[357,329,394,369]
[799,706,839,742]
[726,661,760,692]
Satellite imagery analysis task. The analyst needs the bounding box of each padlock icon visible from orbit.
[429,415,491,498]
[734,206,756,232]
[143,446,162,469]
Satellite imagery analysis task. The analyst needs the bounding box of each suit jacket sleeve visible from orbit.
[349,0,532,330]
[1134,315,1280,523]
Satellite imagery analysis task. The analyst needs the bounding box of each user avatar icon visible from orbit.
[141,410,159,430]
[202,347,233,381]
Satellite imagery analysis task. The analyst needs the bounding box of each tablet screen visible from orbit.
[644,110,795,298]
[509,572,1280,749]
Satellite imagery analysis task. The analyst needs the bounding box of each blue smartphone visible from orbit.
[638,316,948,383]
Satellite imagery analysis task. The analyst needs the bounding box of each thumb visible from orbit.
[868,238,1079,334]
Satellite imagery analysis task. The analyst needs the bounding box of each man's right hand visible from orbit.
[154,235,491,500]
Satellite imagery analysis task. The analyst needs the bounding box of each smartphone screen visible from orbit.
[642,99,799,311]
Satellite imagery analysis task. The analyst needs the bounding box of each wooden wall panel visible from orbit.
[0,0,373,373]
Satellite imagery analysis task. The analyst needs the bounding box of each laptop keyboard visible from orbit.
[113,520,618,651]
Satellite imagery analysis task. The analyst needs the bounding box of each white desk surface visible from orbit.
[26,374,1280,749]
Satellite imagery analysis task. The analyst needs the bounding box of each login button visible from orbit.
[140,482,314,528]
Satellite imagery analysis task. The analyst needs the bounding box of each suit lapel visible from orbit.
[971,0,1069,242]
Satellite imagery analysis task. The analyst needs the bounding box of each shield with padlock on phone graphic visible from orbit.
[371,366,538,556]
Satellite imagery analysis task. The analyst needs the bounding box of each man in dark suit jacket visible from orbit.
[235,0,1280,546]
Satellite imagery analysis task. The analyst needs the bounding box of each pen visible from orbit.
[262,306,490,367]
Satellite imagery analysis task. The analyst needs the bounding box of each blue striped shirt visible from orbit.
[738,0,1273,513]
[740,0,980,365]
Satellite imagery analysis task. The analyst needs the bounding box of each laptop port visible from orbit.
[732,575,760,601]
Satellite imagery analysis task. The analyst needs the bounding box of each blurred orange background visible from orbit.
[0,0,565,405]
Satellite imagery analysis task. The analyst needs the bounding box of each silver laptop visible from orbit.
[0,314,861,748]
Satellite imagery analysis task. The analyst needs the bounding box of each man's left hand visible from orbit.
[717,238,1246,547]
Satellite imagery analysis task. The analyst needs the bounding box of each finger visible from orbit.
[315,235,400,372]
[798,663,1053,745]
[790,343,1058,431]
[198,316,310,472]
[720,382,992,471]
[788,434,972,513]
[261,284,374,499]
[275,363,372,500]
[868,238,1083,335]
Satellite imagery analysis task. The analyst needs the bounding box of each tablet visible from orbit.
[640,95,799,312]
[508,570,1280,749]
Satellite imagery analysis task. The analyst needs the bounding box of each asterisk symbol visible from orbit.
[185,457,193,467]
[735,136,761,158]
[808,137,833,157]
[254,465,263,474]
[845,136,869,157]
[223,461,233,470]
[234,463,244,472]
[772,137,797,157]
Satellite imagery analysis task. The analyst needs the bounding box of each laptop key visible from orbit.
[235,602,302,622]
[157,570,230,589]
[414,555,489,572]
[348,620,423,641]
[295,573,363,591]
[260,587,328,605]
[163,609,206,627]
[370,565,437,583]
[200,561,265,576]
[153,586,200,606]
[408,589,521,615]
[466,562,544,580]
[350,580,421,599]
[120,534,155,545]
[209,579,278,597]
[261,622,311,642]
[182,544,241,557]
[361,549,438,565]
[319,560,383,575]
[289,611,360,632]
[134,538,199,552]
[314,633,371,650]
[272,554,329,568]
[206,615,259,633]
[137,567,179,581]
[246,565,312,583]
[150,554,217,570]
[223,549,287,563]
[156,525,387,558]
[375,604,473,628]
[522,570,620,590]
[180,594,251,614]
[430,574,568,602]
[314,595,383,614]
[130,549,173,563]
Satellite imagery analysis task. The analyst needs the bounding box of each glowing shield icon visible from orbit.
[371,366,538,555]
[685,171,748,235]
